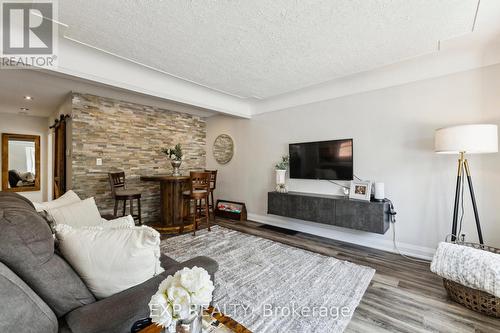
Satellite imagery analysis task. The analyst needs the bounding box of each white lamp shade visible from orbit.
[435,124,498,154]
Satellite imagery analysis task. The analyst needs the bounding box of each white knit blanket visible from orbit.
[431,242,500,297]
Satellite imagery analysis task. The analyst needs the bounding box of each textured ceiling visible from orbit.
[59,0,478,99]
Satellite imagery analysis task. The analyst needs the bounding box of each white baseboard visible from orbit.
[247,213,436,261]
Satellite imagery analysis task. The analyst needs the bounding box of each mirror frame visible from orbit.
[1,133,41,192]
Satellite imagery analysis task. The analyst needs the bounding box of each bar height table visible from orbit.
[140,175,192,234]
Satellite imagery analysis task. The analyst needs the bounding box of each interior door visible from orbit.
[51,115,68,199]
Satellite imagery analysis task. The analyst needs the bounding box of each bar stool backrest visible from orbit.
[108,172,126,197]
[188,171,211,195]
[204,169,217,191]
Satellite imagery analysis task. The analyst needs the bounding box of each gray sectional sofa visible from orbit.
[0,192,218,333]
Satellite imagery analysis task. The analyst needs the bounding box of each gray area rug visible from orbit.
[161,226,375,333]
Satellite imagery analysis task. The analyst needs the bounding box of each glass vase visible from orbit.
[175,306,202,333]
[170,160,182,176]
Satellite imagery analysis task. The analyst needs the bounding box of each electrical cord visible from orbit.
[327,180,349,189]
[386,199,430,263]
[327,174,365,190]
[391,223,430,263]
[331,177,431,263]
[353,174,364,181]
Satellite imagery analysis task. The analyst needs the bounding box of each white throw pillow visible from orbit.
[32,190,81,212]
[47,197,102,228]
[100,215,136,228]
[54,224,164,299]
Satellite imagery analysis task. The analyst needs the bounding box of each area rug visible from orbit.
[161,226,375,333]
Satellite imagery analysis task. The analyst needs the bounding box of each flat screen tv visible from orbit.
[289,139,353,180]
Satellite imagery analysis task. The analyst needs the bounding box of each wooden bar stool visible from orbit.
[108,172,142,225]
[181,171,211,235]
[205,169,217,220]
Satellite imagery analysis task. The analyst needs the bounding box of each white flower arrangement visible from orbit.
[162,143,184,161]
[148,266,214,328]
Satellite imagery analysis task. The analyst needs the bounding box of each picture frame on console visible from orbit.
[349,180,372,201]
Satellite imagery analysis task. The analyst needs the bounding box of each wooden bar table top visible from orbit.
[140,175,191,234]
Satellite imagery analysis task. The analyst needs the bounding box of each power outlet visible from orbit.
[96,158,102,166]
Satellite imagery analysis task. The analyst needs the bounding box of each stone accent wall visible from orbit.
[70,93,206,224]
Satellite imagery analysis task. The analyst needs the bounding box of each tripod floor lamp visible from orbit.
[435,124,498,245]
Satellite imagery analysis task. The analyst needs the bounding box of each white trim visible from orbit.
[48,37,253,119]
[247,213,436,260]
[63,36,248,100]
[38,27,500,118]
[253,43,500,115]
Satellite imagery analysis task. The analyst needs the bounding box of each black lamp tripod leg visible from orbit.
[451,164,462,242]
[464,160,484,245]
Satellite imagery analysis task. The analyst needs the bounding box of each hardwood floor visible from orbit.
[213,219,500,333]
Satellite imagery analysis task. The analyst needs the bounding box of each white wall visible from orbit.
[0,113,49,202]
[206,64,500,259]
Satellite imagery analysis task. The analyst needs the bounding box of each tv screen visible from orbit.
[289,139,353,180]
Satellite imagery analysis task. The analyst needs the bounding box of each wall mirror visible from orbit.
[2,133,40,192]
[213,134,234,165]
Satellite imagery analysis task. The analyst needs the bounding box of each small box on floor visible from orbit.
[215,200,247,221]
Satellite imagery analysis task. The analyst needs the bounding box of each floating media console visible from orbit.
[267,191,390,234]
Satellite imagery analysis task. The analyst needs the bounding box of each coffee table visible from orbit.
[138,306,251,333]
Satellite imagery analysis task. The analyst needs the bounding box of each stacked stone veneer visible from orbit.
[71,93,206,224]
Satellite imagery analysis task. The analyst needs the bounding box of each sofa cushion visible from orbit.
[100,215,136,228]
[0,261,58,333]
[32,190,81,213]
[64,256,218,333]
[0,191,35,208]
[8,169,23,187]
[55,224,164,299]
[0,192,96,317]
[47,197,102,228]
[160,254,179,269]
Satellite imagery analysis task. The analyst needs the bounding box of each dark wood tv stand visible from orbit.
[267,191,390,234]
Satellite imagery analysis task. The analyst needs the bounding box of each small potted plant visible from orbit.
[162,144,184,176]
[275,155,289,193]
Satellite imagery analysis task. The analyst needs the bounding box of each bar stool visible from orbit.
[205,169,217,220]
[108,171,142,225]
[181,171,211,235]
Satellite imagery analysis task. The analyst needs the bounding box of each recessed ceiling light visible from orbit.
[24,96,33,100]
[20,107,29,111]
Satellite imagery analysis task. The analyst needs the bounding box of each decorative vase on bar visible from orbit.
[171,160,182,177]
[162,144,184,177]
